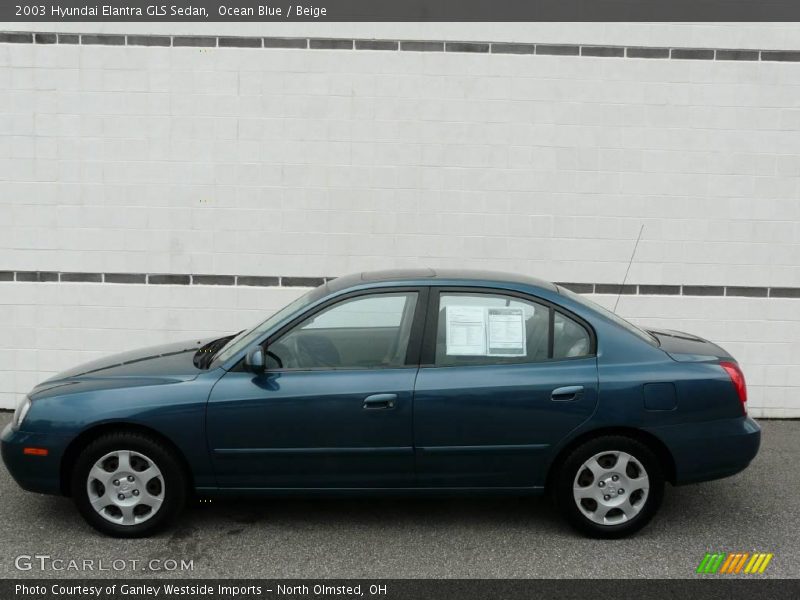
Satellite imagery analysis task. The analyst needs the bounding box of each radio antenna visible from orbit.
[613,224,644,314]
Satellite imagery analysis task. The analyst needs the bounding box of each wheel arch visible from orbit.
[545,426,677,492]
[59,422,194,497]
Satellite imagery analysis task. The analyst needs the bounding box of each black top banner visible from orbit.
[5,0,800,21]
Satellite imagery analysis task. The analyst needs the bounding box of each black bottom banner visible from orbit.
[4,579,800,600]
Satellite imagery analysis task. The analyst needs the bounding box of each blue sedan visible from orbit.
[1,269,760,538]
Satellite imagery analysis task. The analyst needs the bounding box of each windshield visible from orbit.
[210,285,327,367]
[557,286,658,346]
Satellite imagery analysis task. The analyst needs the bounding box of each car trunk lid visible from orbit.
[648,329,733,362]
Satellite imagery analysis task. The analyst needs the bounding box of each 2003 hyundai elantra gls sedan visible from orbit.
[2,269,760,538]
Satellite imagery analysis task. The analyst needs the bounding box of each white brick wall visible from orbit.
[0,282,304,409]
[11,22,800,51]
[1,24,799,415]
[1,283,794,419]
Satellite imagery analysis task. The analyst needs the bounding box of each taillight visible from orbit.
[719,361,747,415]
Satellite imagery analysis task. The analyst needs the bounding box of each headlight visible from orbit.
[11,396,31,431]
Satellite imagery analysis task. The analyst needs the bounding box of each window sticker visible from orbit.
[487,307,526,357]
[445,305,487,355]
[445,305,528,357]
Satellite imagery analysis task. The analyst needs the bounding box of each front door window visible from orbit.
[268,292,419,369]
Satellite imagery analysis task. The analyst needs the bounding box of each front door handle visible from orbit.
[363,393,397,409]
[551,385,584,401]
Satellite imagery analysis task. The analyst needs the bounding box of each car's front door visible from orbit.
[413,287,599,488]
[206,288,427,489]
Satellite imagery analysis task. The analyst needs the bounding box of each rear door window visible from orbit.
[434,292,550,366]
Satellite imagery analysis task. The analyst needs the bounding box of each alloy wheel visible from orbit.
[572,450,650,525]
[86,450,165,526]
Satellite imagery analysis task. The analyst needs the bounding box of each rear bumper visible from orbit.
[1,423,68,495]
[646,416,761,485]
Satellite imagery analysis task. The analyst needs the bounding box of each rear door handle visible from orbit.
[551,385,584,401]
[363,393,397,409]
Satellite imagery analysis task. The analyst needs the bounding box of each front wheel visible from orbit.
[71,432,187,538]
[555,436,665,538]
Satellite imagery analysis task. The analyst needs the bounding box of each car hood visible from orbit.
[36,337,214,391]
[648,329,733,362]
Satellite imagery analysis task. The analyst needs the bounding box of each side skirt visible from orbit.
[194,486,546,498]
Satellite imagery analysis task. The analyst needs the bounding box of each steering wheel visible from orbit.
[268,338,303,369]
[296,344,338,368]
[265,349,283,369]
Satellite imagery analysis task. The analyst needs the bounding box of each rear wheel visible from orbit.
[71,432,187,538]
[555,436,664,538]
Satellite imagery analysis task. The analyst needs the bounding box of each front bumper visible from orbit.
[647,416,761,485]
[1,423,70,495]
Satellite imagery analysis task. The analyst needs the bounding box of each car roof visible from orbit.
[326,268,558,294]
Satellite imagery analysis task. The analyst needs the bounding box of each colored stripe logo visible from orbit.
[696,552,773,574]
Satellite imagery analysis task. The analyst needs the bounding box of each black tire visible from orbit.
[71,432,187,538]
[554,435,664,539]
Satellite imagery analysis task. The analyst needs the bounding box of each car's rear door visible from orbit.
[206,287,427,489]
[413,287,599,488]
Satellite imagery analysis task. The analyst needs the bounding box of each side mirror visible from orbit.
[244,346,266,373]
